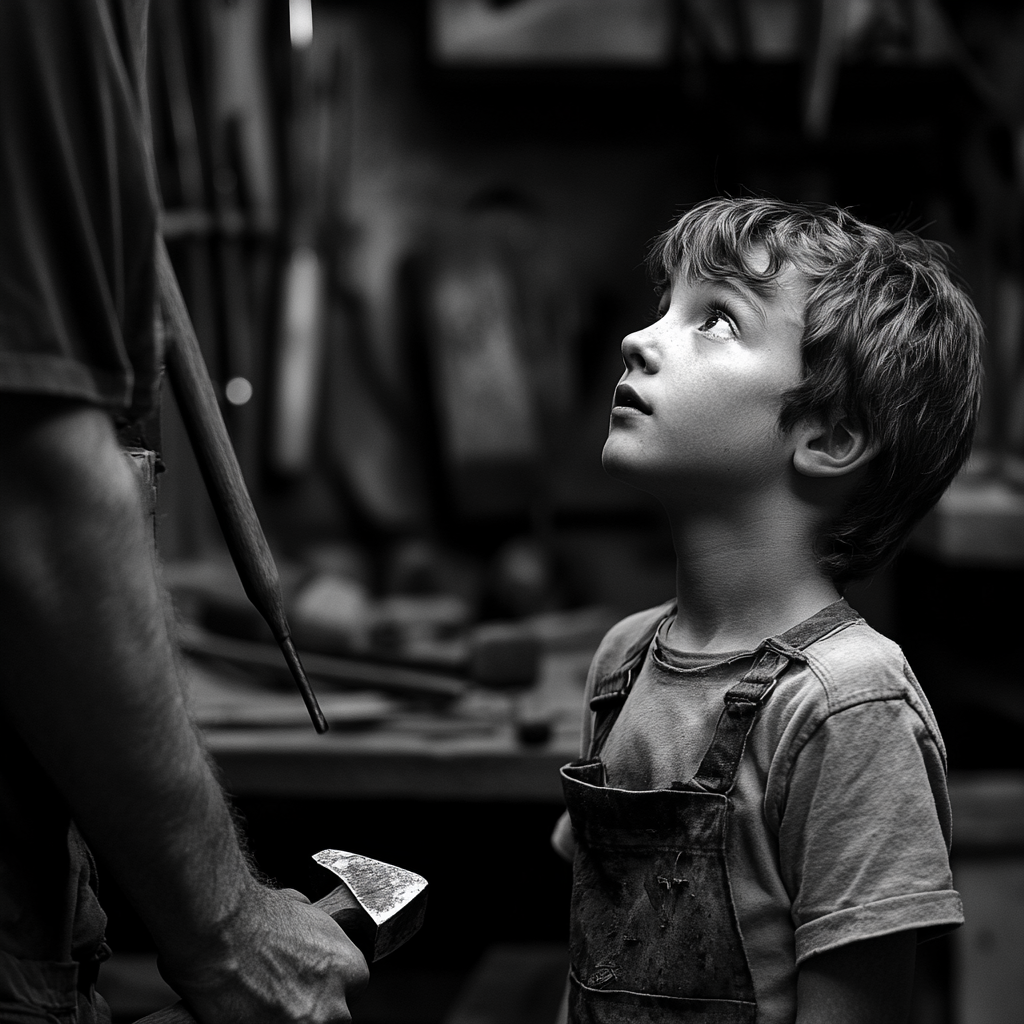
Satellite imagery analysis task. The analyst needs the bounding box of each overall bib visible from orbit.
[560,602,857,1024]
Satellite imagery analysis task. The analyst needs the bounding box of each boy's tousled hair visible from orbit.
[648,197,984,588]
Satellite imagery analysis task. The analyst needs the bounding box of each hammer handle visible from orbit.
[156,239,327,733]
[131,884,369,1024]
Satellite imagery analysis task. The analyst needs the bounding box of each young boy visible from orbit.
[551,198,982,1024]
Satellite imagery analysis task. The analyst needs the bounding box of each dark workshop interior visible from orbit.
[91,2,1024,1022]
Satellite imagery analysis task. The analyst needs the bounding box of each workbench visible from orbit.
[189,647,587,801]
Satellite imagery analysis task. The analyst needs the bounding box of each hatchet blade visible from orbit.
[313,849,428,960]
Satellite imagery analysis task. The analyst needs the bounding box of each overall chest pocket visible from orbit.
[562,768,757,1023]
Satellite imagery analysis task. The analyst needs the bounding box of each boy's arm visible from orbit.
[551,810,575,861]
[796,931,916,1024]
[774,691,959,1020]
[0,397,368,1021]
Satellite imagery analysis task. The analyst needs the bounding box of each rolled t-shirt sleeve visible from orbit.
[777,698,964,964]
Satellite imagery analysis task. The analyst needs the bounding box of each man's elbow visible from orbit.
[0,396,140,517]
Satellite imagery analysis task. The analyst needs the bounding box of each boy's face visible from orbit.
[602,259,808,502]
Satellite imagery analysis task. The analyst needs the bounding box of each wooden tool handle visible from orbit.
[130,1003,191,1024]
[156,239,327,733]
[131,884,371,1024]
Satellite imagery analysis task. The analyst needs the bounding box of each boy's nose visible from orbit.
[621,328,660,373]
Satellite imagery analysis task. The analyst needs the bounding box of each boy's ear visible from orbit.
[792,416,880,479]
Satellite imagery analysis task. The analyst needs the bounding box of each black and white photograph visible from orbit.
[0,2,1021,1022]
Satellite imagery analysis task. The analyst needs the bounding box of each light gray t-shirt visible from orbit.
[555,604,963,1024]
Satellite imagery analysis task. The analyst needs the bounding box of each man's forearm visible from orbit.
[0,397,253,957]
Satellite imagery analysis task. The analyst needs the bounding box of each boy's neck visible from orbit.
[664,491,841,654]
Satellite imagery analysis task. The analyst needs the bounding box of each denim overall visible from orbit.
[560,601,858,1023]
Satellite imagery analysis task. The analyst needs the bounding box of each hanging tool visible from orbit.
[135,849,428,1023]
[269,10,334,476]
[207,0,277,476]
[804,0,854,139]
[151,0,226,558]
[158,238,327,733]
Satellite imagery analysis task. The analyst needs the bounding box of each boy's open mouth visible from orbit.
[613,383,652,415]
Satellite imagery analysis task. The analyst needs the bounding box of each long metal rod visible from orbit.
[157,237,328,734]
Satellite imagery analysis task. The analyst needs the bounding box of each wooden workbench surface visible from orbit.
[189,648,587,801]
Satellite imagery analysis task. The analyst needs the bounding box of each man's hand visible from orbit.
[796,930,916,1024]
[161,886,369,1024]
[0,397,369,1017]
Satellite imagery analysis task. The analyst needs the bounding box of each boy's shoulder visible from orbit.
[599,599,676,649]
[771,613,946,766]
[802,616,933,719]
[586,599,676,692]
[587,601,943,757]
[760,614,954,863]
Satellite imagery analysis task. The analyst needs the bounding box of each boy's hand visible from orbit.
[550,810,576,862]
[160,884,370,1024]
[796,930,916,1024]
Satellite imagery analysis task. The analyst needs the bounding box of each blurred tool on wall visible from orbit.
[150,0,279,556]
[394,189,592,623]
[271,3,434,544]
[270,0,335,479]
[207,0,278,478]
[939,4,1024,486]
[403,195,545,528]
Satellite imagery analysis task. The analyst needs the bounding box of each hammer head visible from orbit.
[313,849,428,962]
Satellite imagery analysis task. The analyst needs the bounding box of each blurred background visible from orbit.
[99,1,1024,1022]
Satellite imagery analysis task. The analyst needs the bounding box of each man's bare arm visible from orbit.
[0,396,367,1022]
[796,930,916,1024]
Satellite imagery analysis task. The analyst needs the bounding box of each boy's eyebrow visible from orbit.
[693,277,772,327]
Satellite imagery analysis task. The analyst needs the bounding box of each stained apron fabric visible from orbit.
[561,603,860,1023]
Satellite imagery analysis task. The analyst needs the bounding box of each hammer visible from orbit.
[134,850,428,1023]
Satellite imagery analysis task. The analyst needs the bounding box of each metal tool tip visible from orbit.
[280,635,329,733]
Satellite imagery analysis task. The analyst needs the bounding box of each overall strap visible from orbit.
[688,647,790,794]
[587,655,649,759]
[689,599,861,795]
[587,606,674,759]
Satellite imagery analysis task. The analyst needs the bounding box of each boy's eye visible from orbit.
[655,285,671,318]
[697,311,736,339]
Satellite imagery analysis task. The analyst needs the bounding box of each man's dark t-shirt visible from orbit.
[0,0,160,981]
[0,0,159,422]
